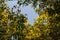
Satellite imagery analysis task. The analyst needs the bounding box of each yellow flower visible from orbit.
[13,28,17,32]
[25,35,32,39]
[35,8,40,12]
[2,12,8,17]
[1,19,5,22]
[6,29,10,33]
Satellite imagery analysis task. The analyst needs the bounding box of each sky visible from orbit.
[6,1,39,24]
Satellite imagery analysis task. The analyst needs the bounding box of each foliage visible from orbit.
[0,0,60,40]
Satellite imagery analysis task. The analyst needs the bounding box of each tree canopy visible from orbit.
[0,0,60,40]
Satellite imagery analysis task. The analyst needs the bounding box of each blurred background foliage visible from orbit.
[0,0,60,40]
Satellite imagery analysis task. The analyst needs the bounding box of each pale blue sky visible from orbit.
[6,1,39,24]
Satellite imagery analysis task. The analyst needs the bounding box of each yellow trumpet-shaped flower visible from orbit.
[2,11,8,18]
[25,35,32,39]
